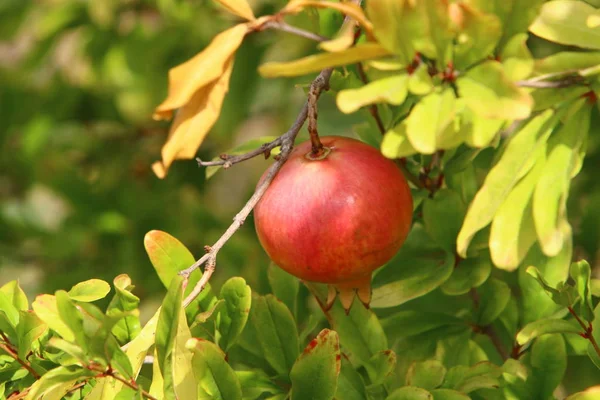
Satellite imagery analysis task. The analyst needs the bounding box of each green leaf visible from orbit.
[335,356,368,400]
[462,108,505,148]
[529,333,567,399]
[381,122,418,159]
[205,136,280,179]
[337,74,408,114]
[535,51,600,75]
[187,338,243,400]
[566,387,600,399]
[405,88,458,154]
[408,64,434,95]
[55,290,88,352]
[25,366,94,400]
[430,389,470,400]
[456,61,532,119]
[236,370,283,399]
[423,189,466,252]
[501,34,534,81]
[489,143,546,270]
[258,43,390,77]
[526,266,579,307]
[107,274,141,344]
[386,386,433,400]
[530,0,600,50]
[442,362,502,393]
[441,254,492,296]
[365,350,397,385]
[48,337,87,364]
[267,263,299,318]
[517,318,581,345]
[290,329,341,400]
[16,310,47,360]
[155,275,196,399]
[327,295,387,367]
[452,4,502,69]
[407,360,447,390]
[144,230,215,311]
[235,294,299,379]
[533,101,591,256]
[588,302,600,369]
[381,311,466,339]
[67,279,110,302]
[570,260,595,322]
[0,291,19,328]
[216,277,251,352]
[456,109,555,257]
[0,280,28,311]
[31,294,75,342]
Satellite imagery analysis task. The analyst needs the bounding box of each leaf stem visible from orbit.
[261,20,328,42]
[568,306,600,358]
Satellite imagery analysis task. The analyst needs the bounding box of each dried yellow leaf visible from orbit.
[284,0,374,38]
[153,24,247,120]
[214,0,255,21]
[153,60,235,179]
[319,21,356,52]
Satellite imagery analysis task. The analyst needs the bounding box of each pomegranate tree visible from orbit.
[254,136,413,310]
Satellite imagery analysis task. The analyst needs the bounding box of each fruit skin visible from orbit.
[254,136,413,290]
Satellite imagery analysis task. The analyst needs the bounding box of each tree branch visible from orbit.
[517,75,585,88]
[181,69,334,308]
[261,20,328,42]
[0,341,40,379]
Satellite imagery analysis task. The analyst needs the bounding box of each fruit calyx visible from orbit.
[325,274,372,314]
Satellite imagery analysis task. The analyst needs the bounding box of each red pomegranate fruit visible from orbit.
[254,136,413,310]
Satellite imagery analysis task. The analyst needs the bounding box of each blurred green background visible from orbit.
[0,0,360,314]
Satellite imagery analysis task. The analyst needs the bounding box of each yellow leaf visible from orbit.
[153,60,234,179]
[284,0,374,38]
[259,43,390,77]
[214,0,255,21]
[153,24,247,119]
[319,21,356,52]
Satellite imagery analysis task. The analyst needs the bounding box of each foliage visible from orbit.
[2,0,600,399]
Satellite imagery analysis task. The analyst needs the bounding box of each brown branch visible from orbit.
[0,342,40,379]
[307,70,331,156]
[88,364,157,400]
[196,139,284,168]
[568,306,600,358]
[181,69,334,307]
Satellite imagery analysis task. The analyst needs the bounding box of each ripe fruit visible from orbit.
[254,136,413,310]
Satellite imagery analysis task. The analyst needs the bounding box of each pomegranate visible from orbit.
[254,136,413,310]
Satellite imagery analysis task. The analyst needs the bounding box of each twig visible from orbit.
[262,20,328,42]
[307,69,332,156]
[181,69,334,307]
[568,306,600,358]
[0,342,40,379]
[197,140,284,168]
[88,365,157,400]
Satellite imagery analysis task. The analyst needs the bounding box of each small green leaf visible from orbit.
[386,386,433,400]
[423,189,466,252]
[587,302,600,369]
[452,4,501,69]
[217,277,251,351]
[501,34,534,81]
[67,279,110,302]
[462,108,504,148]
[517,318,581,345]
[430,389,470,400]
[526,266,579,307]
[381,122,418,159]
[267,263,299,318]
[408,64,434,95]
[144,230,215,310]
[365,350,397,385]
[407,360,447,390]
[457,109,556,257]
[55,290,88,351]
[31,294,74,343]
[406,88,457,154]
[566,387,600,399]
[236,370,283,399]
[456,61,532,120]
[107,274,141,344]
[336,356,368,400]
[529,333,567,399]
[155,275,196,399]
[441,254,492,296]
[381,311,466,339]
[530,0,600,50]
[442,362,502,393]
[535,51,600,75]
[570,260,595,322]
[16,311,47,360]
[235,294,299,379]
[290,329,341,400]
[187,338,243,400]
[476,278,511,326]
[337,74,408,114]
[0,291,19,328]
[258,43,390,77]
[25,366,94,400]
[0,280,28,311]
